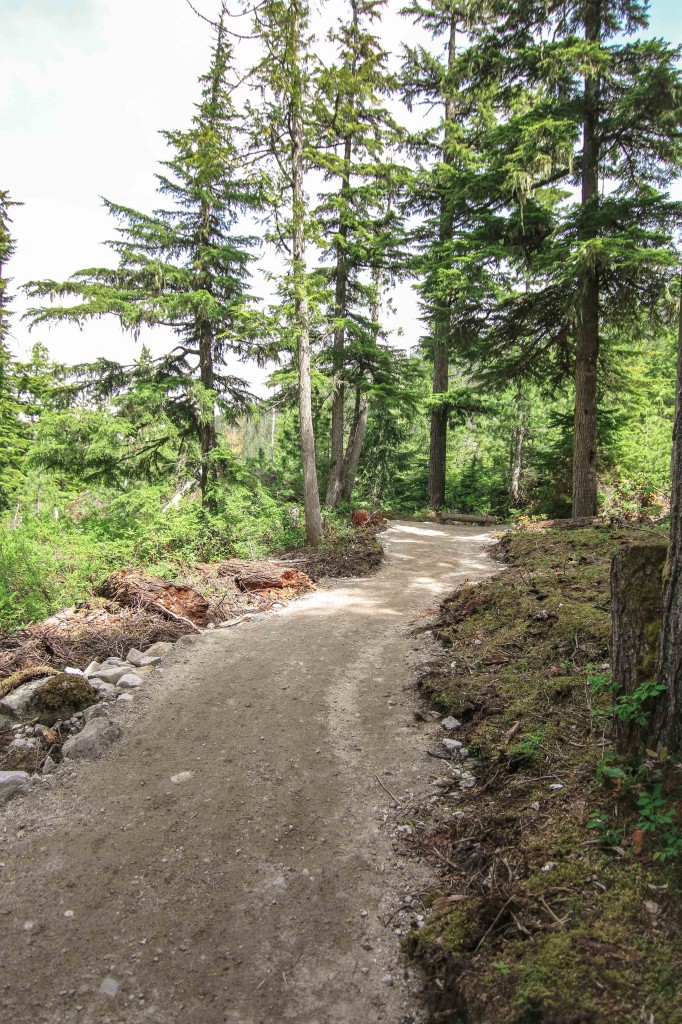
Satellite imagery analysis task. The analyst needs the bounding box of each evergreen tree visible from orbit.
[313,0,404,507]
[247,0,323,545]
[458,0,682,516]
[0,191,27,509]
[25,9,258,503]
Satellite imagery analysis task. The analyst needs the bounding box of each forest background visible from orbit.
[2,0,682,632]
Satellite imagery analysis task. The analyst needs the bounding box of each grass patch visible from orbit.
[407,524,682,1024]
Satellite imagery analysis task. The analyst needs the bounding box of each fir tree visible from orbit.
[25,9,258,503]
[0,191,27,509]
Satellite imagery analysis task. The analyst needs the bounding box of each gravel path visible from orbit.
[0,521,497,1024]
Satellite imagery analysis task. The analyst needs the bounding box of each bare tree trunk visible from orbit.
[339,386,370,503]
[572,0,601,518]
[611,543,667,759]
[291,0,322,547]
[653,274,682,752]
[428,14,458,510]
[198,321,217,505]
[325,132,353,509]
[509,403,525,505]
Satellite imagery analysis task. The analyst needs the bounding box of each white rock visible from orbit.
[126,648,161,668]
[100,976,119,996]
[381,974,394,986]
[8,737,39,755]
[41,755,57,775]
[548,783,564,791]
[0,771,31,802]
[90,665,133,685]
[441,716,462,731]
[442,738,463,752]
[117,672,143,689]
[91,681,119,697]
[117,693,133,702]
[170,771,194,784]
[83,661,101,678]
[62,719,122,760]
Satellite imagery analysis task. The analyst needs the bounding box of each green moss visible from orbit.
[27,673,97,724]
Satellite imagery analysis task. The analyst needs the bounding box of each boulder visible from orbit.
[117,673,142,689]
[0,678,52,719]
[83,704,108,723]
[0,713,15,733]
[21,674,97,726]
[91,665,134,685]
[62,719,122,760]
[0,771,31,803]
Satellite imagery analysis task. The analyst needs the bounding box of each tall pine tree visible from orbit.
[26,9,258,503]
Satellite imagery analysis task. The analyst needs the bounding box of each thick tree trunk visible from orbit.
[291,0,323,547]
[572,0,601,518]
[339,386,370,504]
[611,543,667,759]
[428,15,458,510]
[653,275,682,752]
[325,132,353,509]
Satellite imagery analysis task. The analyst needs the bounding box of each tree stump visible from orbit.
[611,542,667,757]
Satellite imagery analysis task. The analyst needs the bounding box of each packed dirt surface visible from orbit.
[0,522,497,1024]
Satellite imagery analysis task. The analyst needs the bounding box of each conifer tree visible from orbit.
[0,191,26,508]
[313,0,403,507]
[25,9,257,503]
[459,0,682,516]
[247,0,323,545]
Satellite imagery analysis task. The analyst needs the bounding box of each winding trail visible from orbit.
[1,522,496,1024]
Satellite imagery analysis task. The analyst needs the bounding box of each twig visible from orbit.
[148,602,201,633]
[375,774,402,807]
[473,895,516,952]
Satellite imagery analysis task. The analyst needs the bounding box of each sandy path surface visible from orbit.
[0,521,497,1024]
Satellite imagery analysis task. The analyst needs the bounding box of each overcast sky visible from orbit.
[2,0,682,395]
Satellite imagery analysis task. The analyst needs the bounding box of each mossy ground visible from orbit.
[407,525,682,1024]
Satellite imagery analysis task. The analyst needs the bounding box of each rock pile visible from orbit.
[0,640,173,804]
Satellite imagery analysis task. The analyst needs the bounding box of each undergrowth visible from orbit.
[407,524,682,1024]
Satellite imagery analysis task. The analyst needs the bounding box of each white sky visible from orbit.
[2,0,681,396]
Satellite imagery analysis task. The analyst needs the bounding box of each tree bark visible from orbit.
[611,543,667,758]
[325,131,353,509]
[339,386,370,504]
[572,0,601,518]
[291,0,323,547]
[198,320,217,505]
[653,273,682,752]
[428,14,458,509]
[509,401,525,505]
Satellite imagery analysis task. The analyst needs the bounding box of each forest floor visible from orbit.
[408,524,682,1024]
[0,520,497,1024]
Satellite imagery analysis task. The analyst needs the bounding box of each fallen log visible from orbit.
[436,512,497,525]
[524,516,603,531]
[234,568,315,594]
[97,570,209,626]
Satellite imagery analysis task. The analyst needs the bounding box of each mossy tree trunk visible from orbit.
[611,542,667,758]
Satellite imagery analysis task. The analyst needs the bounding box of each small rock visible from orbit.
[117,673,143,689]
[0,770,31,803]
[83,704,107,723]
[0,713,15,734]
[644,900,660,916]
[459,748,470,759]
[530,801,540,811]
[126,648,161,668]
[9,736,40,755]
[117,693,133,702]
[442,738,463,752]
[91,665,134,685]
[541,861,556,872]
[100,976,119,997]
[548,783,564,791]
[91,681,119,697]
[41,755,57,775]
[83,661,101,678]
[170,771,194,784]
[62,719,122,760]
[381,974,394,987]
[98,657,128,668]
[144,641,174,658]
[441,716,462,731]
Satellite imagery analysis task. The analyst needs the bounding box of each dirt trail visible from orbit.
[0,522,497,1024]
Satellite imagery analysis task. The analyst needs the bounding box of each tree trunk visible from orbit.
[325,132,353,509]
[653,274,682,752]
[339,386,370,504]
[291,0,323,547]
[198,321,216,505]
[572,0,601,518]
[509,402,525,505]
[611,543,667,759]
[428,14,458,510]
